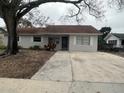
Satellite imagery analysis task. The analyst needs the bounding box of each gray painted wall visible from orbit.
[0,33,4,45]
[69,35,98,52]
[3,35,98,52]
[3,35,48,48]
[3,35,62,50]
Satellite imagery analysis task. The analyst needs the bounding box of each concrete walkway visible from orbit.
[1,51,124,93]
[1,78,124,93]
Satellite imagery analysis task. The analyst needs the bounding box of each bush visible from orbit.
[112,48,124,52]
[98,43,114,51]
[0,45,6,49]
[29,45,41,50]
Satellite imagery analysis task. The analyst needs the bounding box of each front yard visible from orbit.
[0,50,55,79]
[107,51,124,58]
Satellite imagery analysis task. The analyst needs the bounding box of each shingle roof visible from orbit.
[17,27,45,34]
[15,25,101,35]
[113,33,124,39]
[45,25,99,33]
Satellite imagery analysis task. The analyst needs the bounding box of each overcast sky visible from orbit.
[0,2,124,33]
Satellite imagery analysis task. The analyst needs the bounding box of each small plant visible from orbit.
[29,45,41,50]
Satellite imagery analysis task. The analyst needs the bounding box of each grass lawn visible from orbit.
[0,49,55,79]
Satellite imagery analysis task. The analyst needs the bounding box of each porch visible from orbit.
[45,35,69,51]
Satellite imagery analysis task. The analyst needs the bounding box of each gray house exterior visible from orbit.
[104,33,124,48]
[3,25,101,52]
[0,28,5,45]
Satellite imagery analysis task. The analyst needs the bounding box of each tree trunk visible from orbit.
[3,13,18,55]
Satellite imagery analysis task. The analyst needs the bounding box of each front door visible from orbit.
[62,36,69,50]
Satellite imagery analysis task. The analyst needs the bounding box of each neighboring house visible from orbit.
[0,33,3,45]
[0,28,5,45]
[104,33,124,48]
[3,25,101,52]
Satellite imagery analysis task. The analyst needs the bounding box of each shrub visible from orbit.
[0,45,6,49]
[18,46,23,49]
[29,45,41,50]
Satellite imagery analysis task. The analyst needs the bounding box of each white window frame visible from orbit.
[33,36,42,42]
[76,36,90,45]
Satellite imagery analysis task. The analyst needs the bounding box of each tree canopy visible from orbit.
[99,27,112,38]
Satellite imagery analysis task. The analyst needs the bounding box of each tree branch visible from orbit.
[83,0,103,18]
[0,0,10,6]
[17,0,83,19]
[19,0,83,10]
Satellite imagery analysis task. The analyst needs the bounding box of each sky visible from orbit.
[0,2,124,33]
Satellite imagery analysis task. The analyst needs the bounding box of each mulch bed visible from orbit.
[0,49,55,79]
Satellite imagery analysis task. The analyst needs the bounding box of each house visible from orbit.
[3,25,101,52]
[0,28,5,45]
[0,33,3,45]
[104,33,124,48]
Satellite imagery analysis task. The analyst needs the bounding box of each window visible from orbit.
[17,36,19,41]
[108,40,117,45]
[76,36,90,45]
[33,36,41,42]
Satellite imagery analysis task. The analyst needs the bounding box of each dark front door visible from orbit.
[62,36,69,50]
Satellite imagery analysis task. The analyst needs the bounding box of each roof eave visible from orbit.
[9,33,102,36]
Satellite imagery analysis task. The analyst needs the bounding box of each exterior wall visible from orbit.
[69,35,98,52]
[106,35,121,48]
[3,35,7,46]
[0,33,4,45]
[3,35,62,49]
[3,35,48,48]
[3,35,99,52]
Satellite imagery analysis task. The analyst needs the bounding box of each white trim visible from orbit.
[104,33,112,40]
[74,36,76,45]
[75,35,90,45]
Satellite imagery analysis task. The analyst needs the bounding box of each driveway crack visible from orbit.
[69,52,74,82]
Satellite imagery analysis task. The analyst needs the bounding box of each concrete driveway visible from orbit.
[32,51,124,83]
[1,51,124,93]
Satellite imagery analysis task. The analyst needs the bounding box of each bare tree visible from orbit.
[24,9,50,27]
[60,0,104,24]
[18,9,50,28]
[109,0,124,9]
[0,0,123,55]
[18,18,33,28]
